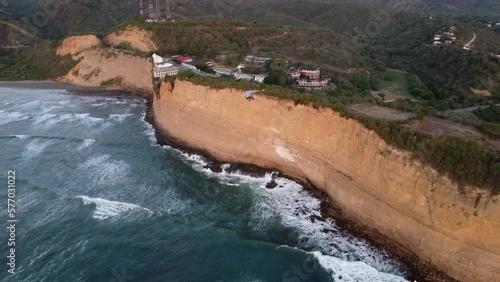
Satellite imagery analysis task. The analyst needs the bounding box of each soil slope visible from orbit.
[57,35,101,56]
[56,35,153,91]
[104,26,157,52]
[153,80,500,282]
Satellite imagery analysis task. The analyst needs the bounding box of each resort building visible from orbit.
[153,63,180,78]
[234,73,267,83]
[245,55,271,65]
[298,77,330,90]
[287,67,329,90]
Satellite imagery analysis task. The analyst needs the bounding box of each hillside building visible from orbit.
[298,77,330,90]
[245,55,271,65]
[288,67,330,90]
[153,63,179,78]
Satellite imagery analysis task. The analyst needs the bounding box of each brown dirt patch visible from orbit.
[104,26,157,52]
[408,117,484,140]
[349,103,416,121]
[57,35,101,56]
[470,88,492,97]
[370,90,406,101]
[60,48,152,91]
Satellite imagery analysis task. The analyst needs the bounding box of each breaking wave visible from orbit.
[166,147,407,280]
[76,196,152,220]
[22,139,53,159]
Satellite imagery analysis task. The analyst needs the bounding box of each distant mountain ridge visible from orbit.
[1,0,499,40]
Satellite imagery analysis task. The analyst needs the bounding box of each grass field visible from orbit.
[376,69,417,99]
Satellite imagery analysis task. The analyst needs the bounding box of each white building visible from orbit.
[298,77,330,90]
[245,55,271,65]
[153,63,180,78]
[234,73,267,83]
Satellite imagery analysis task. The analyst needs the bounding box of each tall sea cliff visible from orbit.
[152,80,500,282]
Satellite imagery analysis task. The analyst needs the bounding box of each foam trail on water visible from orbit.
[33,113,103,127]
[0,110,30,125]
[15,135,30,139]
[77,139,96,150]
[77,196,152,220]
[22,139,52,159]
[109,114,134,122]
[312,251,407,282]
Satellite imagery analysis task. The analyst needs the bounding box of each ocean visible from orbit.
[0,85,409,282]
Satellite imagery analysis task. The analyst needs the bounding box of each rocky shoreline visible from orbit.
[143,94,455,282]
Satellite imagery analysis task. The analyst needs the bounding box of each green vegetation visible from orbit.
[195,63,215,74]
[110,17,366,70]
[3,0,139,39]
[357,115,500,190]
[0,42,77,80]
[474,105,500,136]
[481,123,500,137]
[475,105,500,122]
[375,69,414,98]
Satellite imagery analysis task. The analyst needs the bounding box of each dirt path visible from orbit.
[441,103,500,116]
[0,20,39,39]
[465,32,476,47]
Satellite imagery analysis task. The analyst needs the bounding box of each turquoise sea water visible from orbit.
[0,86,409,282]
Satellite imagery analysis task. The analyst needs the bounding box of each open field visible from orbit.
[408,117,500,154]
[348,103,416,121]
[376,69,416,99]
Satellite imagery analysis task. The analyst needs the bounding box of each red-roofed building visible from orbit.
[177,56,193,63]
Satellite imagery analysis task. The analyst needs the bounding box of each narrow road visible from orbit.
[465,32,476,47]
[441,103,500,116]
[0,20,39,39]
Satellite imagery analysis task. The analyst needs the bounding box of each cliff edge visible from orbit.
[153,80,500,282]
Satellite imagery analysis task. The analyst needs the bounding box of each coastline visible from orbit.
[0,79,470,281]
[143,95,454,282]
[151,80,500,282]
[0,80,153,99]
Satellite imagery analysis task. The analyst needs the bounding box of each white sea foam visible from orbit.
[252,178,405,276]
[76,154,130,187]
[77,196,152,220]
[15,135,30,139]
[77,139,96,150]
[109,113,134,122]
[91,102,108,107]
[33,113,104,127]
[22,139,52,159]
[140,113,158,145]
[166,147,407,280]
[312,251,407,282]
[0,110,30,125]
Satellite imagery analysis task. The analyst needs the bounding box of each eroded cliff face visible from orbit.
[104,26,157,52]
[153,80,500,282]
[56,35,153,91]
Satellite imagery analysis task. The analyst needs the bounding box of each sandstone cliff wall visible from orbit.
[153,80,500,282]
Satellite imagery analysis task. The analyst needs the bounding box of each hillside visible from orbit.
[2,0,140,39]
[2,0,500,110]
